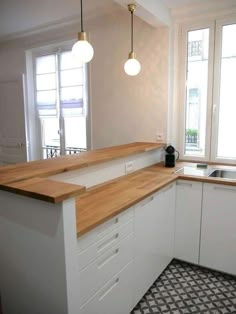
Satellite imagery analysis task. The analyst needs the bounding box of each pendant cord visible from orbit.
[131,10,134,52]
[80,0,84,32]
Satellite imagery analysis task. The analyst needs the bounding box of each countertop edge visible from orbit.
[0,178,86,204]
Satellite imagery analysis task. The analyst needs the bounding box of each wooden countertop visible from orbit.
[0,178,86,204]
[0,142,164,203]
[0,142,164,185]
[76,167,176,236]
[76,161,236,237]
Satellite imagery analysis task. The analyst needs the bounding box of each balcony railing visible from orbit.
[185,134,198,145]
[43,145,87,159]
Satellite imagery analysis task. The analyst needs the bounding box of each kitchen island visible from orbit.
[0,142,165,314]
[1,142,236,314]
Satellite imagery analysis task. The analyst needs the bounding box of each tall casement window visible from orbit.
[179,18,236,163]
[26,42,90,160]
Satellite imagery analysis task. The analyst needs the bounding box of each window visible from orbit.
[27,42,89,160]
[179,18,236,163]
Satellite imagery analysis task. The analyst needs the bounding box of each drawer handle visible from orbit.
[114,217,119,224]
[97,248,119,269]
[162,184,173,192]
[177,182,192,187]
[214,186,236,193]
[97,233,119,253]
[141,196,154,207]
[98,277,119,301]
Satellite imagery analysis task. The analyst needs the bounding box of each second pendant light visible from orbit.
[124,4,141,76]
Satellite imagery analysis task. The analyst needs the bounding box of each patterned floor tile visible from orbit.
[131,259,236,314]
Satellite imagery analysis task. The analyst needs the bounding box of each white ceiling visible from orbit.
[162,0,206,9]
[0,0,235,40]
[0,0,115,39]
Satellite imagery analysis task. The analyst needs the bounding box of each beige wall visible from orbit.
[90,11,169,148]
[0,7,169,158]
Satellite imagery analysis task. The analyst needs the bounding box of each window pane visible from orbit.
[36,73,56,91]
[60,69,83,87]
[60,86,83,104]
[60,51,82,70]
[37,90,56,105]
[41,118,60,159]
[64,116,87,150]
[217,24,236,159]
[36,55,56,74]
[184,28,209,156]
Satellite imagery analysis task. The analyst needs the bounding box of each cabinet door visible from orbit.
[157,183,176,268]
[134,183,175,306]
[200,183,236,275]
[175,180,202,264]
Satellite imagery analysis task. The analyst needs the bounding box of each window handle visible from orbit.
[213,104,217,115]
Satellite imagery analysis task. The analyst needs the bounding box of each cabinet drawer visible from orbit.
[78,217,133,271]
[79,233,134,306]
[80,260,134,314]
[78,207,134,253]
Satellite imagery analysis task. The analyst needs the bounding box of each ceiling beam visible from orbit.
[113,0,171,27]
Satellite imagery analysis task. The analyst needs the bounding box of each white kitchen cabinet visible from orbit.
[79,233,134,306]
[80,261,134,314]
[174,180,203,264]
[133,183,175,306]
[200,183,236,275]
[77,207,135,312]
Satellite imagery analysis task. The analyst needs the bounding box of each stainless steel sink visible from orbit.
[208,169,236,179]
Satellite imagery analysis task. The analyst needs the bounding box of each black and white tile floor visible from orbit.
[131,259,236,314]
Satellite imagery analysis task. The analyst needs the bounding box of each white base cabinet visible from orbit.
[175,180,202,264]
[80,261,134,314]
[133,183,175,307]
[200,183,236,275]
[77,182,176,314]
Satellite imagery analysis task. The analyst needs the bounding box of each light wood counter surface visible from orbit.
[0,142,164,185]
[0,142,164,203]
[76,161,236,237]
[0,178,86,204]
[76,167,176,236]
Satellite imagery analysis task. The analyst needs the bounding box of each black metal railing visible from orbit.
[43,146,87,159]
[185,134,198,144]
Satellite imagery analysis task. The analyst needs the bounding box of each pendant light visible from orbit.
[72,0,94,63]
[124,4,141,76]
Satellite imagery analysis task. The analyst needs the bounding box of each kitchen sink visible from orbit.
[208,169,236,179]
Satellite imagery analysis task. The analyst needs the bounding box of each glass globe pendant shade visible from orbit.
[72,32,94,64]
[124,52,141,76]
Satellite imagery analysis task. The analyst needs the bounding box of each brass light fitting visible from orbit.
[124,3,141,76]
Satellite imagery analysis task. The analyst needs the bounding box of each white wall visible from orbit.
[0,7,169,162]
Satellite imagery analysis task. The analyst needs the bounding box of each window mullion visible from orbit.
[56,50,66,156]
[205,22,215,161]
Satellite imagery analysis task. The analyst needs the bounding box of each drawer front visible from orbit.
[79,233,134,306]
[78,218,133,271]
[77,207,134,253]
[80,260,134,314]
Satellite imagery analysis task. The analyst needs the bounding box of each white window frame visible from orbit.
[25,40,91,161]
[211,17,236,163]
[177,17,236,164]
